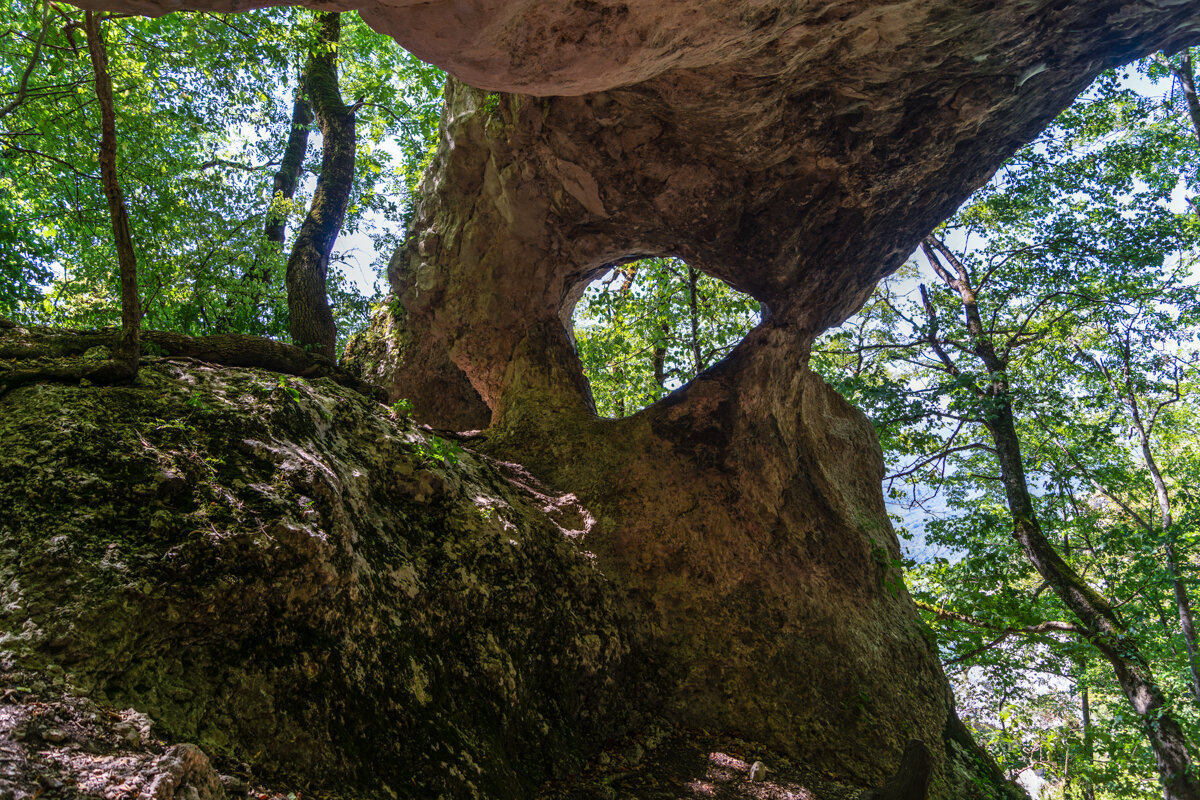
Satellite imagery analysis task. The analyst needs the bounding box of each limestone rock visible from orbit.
[0,352,638,798]
[66,1,1200,101]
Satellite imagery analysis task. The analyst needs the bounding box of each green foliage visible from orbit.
[0,3,445,348]
[413,432,462,466]
[390,397,414,418]
[275,375,302,403]
[573,257,760,417]
[813,51,1200,795]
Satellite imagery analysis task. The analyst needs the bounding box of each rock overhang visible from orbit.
[66,1,1200,333]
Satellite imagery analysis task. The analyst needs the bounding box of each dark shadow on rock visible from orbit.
[859,740,931,800]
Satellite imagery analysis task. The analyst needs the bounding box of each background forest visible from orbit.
[2,2,1199,796]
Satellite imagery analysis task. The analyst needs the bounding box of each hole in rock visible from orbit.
[570,257,761,418]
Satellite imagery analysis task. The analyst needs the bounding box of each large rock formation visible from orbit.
[12,1,1200,798]
[0,347,642,798]
[345,1,1200,795]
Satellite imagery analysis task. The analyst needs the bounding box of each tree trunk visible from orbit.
[220,70,313,331]
[1168,540,1200,702]
[1130,385,1200,702]
[687,264,704,375]
[1091,332,1200,703]
[0,326,382,400]
[922,237,1199,799]
[285,11,353,361]
[84,10,140,374]
[989,404,1198,798]
[652,342,666,388]
[1081,678,1095,800]
[266,81,314,245]
[1172,49,1200,146]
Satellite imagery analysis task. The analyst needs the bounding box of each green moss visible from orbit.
[0,358,642,799]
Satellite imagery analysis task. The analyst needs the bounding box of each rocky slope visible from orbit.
[0,332,1020,799]
[0,346,641,798]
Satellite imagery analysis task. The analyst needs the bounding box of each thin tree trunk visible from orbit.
[1166,539,1200,701]
[1081,677,1095,800]
[1090,334,1200,702]
[991,370,1195,800]
[1127,379,1200,702]
[687,265,704,375]
[921,237,1199,800]
[266,81,313,245]
[652,321,671,390]
[285,11,354,360]
[231,75,313,325]
[84,10,140,373]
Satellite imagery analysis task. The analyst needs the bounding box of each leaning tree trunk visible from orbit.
[919,235,1198,798]
[84,10,140,374]
[989,399,1198,798]
[285,11,354,360]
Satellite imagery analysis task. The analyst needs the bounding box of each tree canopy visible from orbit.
[0,2,443,347]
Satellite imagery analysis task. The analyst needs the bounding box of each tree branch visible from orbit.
[0,1,52,123]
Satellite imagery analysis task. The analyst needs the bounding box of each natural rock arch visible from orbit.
[52,0,1200,796]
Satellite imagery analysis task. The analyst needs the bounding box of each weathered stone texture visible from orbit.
[13,1,1200,797]
[67,1,1200,99]
[0,354,640,798]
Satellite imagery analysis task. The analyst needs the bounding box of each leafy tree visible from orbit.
[0,2,445,352]
[813,49,1200,798]
[84,8,140,373]
[284,10,356,359]
[573,257,760,417]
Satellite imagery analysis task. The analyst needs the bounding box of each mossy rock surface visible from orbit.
[0,357,638,798]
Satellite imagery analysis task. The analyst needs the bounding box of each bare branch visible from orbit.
[196,157,280,172]
[916,599,1085,637]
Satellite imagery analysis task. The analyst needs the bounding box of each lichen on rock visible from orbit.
[0,352,640,798]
